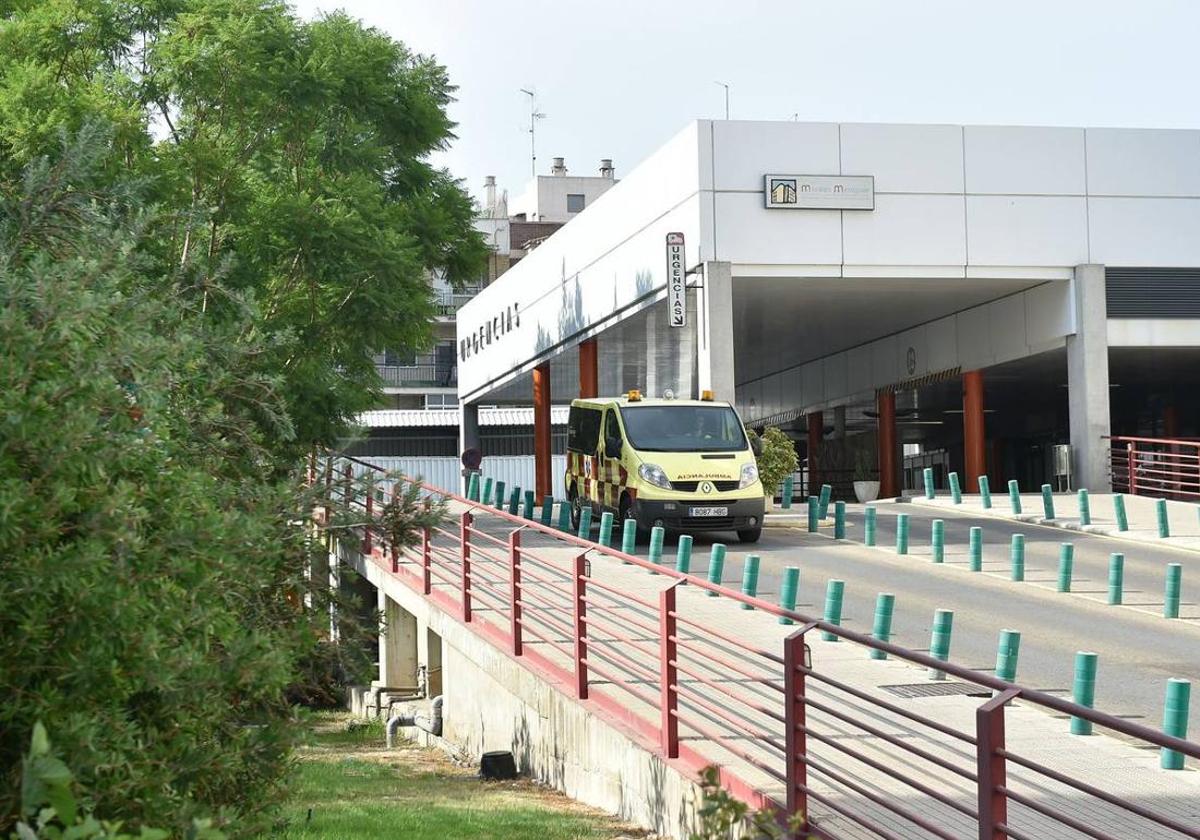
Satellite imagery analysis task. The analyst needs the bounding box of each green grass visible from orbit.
[274,717,637,839]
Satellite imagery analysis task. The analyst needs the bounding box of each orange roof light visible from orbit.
[700,389,714,401]
[627,389,642,402]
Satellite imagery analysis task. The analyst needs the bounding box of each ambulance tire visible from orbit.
[737,527,762,544]
[618,494,648,543]
[568,486,582,531]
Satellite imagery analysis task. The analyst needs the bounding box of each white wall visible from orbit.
[358,455,569,501]
[509,173,618,222]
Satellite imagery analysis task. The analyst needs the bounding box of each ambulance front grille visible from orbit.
[671,480,740,492]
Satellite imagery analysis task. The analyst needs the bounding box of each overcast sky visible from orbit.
[291,0,1200,207]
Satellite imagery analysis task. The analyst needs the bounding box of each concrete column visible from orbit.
[378,590,419,689]
[807,412,823,493]
[698,261,735,401]
[459,401,481,494]
[963,370,986,493]
[877,390,900,499]
[533,362,552,499]
[1067,264,1112,491]
[578,338,598,399]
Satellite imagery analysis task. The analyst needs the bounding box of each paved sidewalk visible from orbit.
[443,506,1200,840]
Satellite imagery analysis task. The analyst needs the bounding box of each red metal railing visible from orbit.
[317,454,1200,840]
[1109,435,1200,501]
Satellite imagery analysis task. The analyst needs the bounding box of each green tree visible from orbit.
[746,427,798,498]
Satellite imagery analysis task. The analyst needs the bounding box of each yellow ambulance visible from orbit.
[564,391,765,543]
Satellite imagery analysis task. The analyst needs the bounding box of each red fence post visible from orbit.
[363,484,374,555]
[976,688,1019,840]
[784,622,818,833]
[388,483,399,572]
[509,528,523,656]
[1127,441,1137,495]
[659,582,684,758]
[461,510,473,622]
[421,499,432,593]
[573,552,588,699]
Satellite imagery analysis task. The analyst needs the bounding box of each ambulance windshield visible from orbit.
[619,405,748,452]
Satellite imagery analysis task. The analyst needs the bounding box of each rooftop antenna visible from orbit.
[714,81,730,120]
[519,88,545,178]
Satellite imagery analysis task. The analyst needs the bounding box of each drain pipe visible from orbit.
[386,696,444,748]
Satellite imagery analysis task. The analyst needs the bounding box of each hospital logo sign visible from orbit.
[763,174,875,211]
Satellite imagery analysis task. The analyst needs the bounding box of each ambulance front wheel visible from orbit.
[738,527,762,544]
[568,485,582,531]
[618,494,648,543]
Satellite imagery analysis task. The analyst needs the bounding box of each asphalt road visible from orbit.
[671,503,1200,739]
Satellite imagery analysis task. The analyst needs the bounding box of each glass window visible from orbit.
[618,405,748,452]
[567,406,602,453]
[383,349,415,366]
[424,394,458,410]
[566,193,586,213]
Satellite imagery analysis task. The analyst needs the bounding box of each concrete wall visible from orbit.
[338,540,707,838]
[510,171,619,222]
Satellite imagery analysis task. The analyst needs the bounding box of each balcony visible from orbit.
[376,361,457,389]
[435,288,480,318]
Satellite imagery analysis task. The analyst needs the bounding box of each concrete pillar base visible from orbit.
[1067,264,1112,491]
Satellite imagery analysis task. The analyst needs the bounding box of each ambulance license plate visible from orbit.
[689,506,728,517]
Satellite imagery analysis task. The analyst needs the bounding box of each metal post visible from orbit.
[494,480,506,512]
[460,510,473,622]
[740,555,760,609]
[834,501,846,539]
[976,688,1019,840]
[466,472,480,502]
[1007,480,1022,515]
[931,519,945,563]
[1114,493,1129,531]
[598,511,614,547]
[1010,534,1025,582]
[979,475,992,509]
[540,494,553,526]
[706,544,726,596]
[522,490,535,520]
[949,471,963,505]
[1156,499,1171,538]
[969,526,983,572]
[869,593,895,660]
[577,505,592,539]
[995,629,1021,683]
[363,484,374,555]
[556,501,571,532]
[1127,442,1137,495]
[807,496,818,532]
[1108,553,1124,605]
[482,476,494,506]
[648,525,665,573]
[1041,484,1056,520]
[778,566,800,625]
[508,486,521,516]
[1161,678,1191,770]
[1057,543,1074,593]
[573,553,588,699]
[1071,651,1098,735]
[509,529,523,655]
[1165,563,1182,619]
[784,626,814,831]
[675,534,693,574]
[781,474,794,509]
[659,582,682,758]
[923,467,936,500]
[895,513,909,555]
[620,518,637,563]
[821,580,845,641]
[929,609,954,680]
[864,505,877,546]
[1077,489,1091,526]
[421,500,432,593]
[818,483,832,519]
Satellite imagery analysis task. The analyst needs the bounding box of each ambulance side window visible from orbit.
[567,406,602,453]
[604,410,623,457]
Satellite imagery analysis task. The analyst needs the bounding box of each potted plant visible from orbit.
[853,449,880,503]
[747,426,798,510]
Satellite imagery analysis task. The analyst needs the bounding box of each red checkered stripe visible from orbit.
[567,451,631,508]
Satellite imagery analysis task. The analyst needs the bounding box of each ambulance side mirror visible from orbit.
[605,435,623,459]
[750,436,763,457]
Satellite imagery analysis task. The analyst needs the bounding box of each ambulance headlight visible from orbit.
[638,463,673,490]
[738,462,760,489]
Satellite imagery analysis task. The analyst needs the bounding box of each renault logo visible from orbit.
[700,481,714,494]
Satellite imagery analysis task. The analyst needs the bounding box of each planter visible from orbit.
[853,480,880,503]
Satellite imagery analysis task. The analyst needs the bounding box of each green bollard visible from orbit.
[467,472,480,501]
[807,496,818,532]
[1041,484,1056,520]
[1008,480,1022,514]
[675,534,693,574]
[928,609,954,680]
[1157,499,1171,539]
[1057,543,1075,592]
[1078,489,1091,526]
[869,593,896,660]
[508,487,522,516]
[1108,553,1124,605]
[1165,564,1182,619]
[1010,534,1025,581]
[1114,493,1129,532]
[740,555,760,609]
[1161,679,1191,770]
[540,494,554,526]
[979,475,992,509]
[820,580,845,641]
[482,476,494,506]
[494,480,506,511]
[1071,652,1099,735]
[706,544,726,596]
[923,467,935,500]
[576,505,592,539]
[597,511,614,547]
[620,518,637,562]
[864,505,877,546]
[781,475,794,509]
[778,566,800,625]
[969,526,983,572]
[931,519,945,563]
[818,484,832,519]
[895,513,910,555]
[648,526,665,572]
[556,500,571,532]
[949,471,962,505]
[522,490,535,520]
[995,629,1021,683]
[834,501,846,539]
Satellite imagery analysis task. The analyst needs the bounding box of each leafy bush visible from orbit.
[690,766,809,839]
[746,427,798,497]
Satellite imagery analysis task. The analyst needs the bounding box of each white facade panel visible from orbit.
[870,335,898,388]
[1086,128,1200,197]
[963,126,1086,195]
[801,360,824,408]
[1025,281,1074,346]
[956,306,992,370]
[966,195,1089,266]
[1088,198,1200,267]
[925,319,958,373]
[987,295,1028,364]
[1107,319,1200,347]
[846,345,873,395]
[713,191,842,264]
[840,123,964,193]
[711,121,840,191]
[842,194,966,265]
[822,353,848,402]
